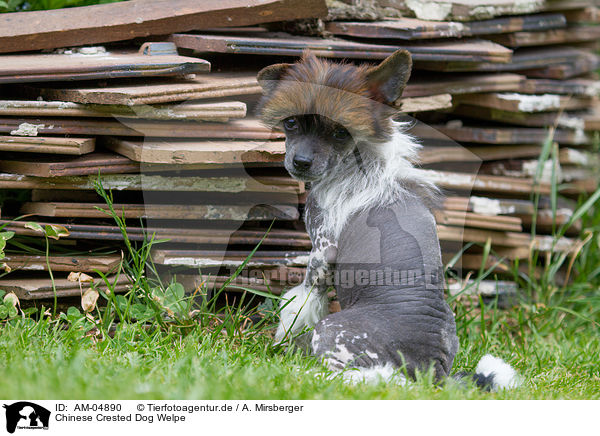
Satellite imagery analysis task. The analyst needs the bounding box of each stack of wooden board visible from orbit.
[0,0,597,304]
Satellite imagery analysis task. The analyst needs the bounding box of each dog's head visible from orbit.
[257,50,412,181]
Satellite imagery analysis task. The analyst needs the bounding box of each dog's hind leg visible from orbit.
[274,281,329,342]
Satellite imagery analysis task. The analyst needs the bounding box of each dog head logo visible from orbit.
[3,402,50,433]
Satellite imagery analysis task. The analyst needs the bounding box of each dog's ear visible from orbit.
[257,63,292,96]
[366,49,412,106]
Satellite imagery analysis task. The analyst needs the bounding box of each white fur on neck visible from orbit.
[311,120,436,240]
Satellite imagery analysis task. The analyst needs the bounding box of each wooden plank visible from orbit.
[489,25,600,48]
[520,78,600,96]
[0,135,94,155]
[0,218,573,253]
[403,73,524,98]
[174,273,288,295]
[20,73,262,106]
[0,118,283,140]
[454,93,592,112]
[0,153,139,177]
[434,210,523,231]
[0,100,247,122]
[169,33,513,63]
[582,106,600,131]
[0,0,328,54]
[0,173,304,194]
[152,249,310,267]
[419,144,545,164]
[415,123,592,145]
[325,14,565,40]
[444,196,537,216]
[0,275,129,300]
[21,202,300,221]
[3,254,120,273]
[399,94,452,112]
[103,137,285,164]
[521,53,600,79]
[480,160,594,182]
[392,0,546,21]
[422,170,551,195]
[559,148,599,166]
[0,48,210,84]
[451,104,590,129]
[563,7,600,23]
[418,47,592,72]
[0,220,313,248]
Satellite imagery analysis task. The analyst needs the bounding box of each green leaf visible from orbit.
[0,289,5,299]
[45,224,70,240]
[24,222,44,233]
[0,305,7,319]
[115,294,128,313]
[0,231,14,241]
[67,306,81,317]
[7,305,17,318]
[130,303,153,321]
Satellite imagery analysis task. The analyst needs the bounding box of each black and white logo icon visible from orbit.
[3,402,50,434]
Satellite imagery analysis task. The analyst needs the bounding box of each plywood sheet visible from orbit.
[0,0,328,54]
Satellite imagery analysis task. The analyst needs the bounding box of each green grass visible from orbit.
[0,308,597,400]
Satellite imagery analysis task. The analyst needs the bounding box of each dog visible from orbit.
[257,51,519,389]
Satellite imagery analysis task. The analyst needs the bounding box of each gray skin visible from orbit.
[281,116,459,381]
[309,197,459,380]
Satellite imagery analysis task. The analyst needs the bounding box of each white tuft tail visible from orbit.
[475,354,521,391]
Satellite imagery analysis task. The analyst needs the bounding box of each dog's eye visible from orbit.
[333,127,350,141]
[283,117,298,131]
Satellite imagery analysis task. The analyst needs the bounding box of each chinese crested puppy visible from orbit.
[257,51,519,389]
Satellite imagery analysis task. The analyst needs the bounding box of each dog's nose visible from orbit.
[293,155,312,171]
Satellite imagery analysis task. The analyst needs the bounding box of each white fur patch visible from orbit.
[274,284,329,342]
[335,364,407,385]
[311,120,437,240]
[476,354,521,391]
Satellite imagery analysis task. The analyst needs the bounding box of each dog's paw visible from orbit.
[275,284,328,343]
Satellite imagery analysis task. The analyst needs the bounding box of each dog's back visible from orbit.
[311,195,459,380]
